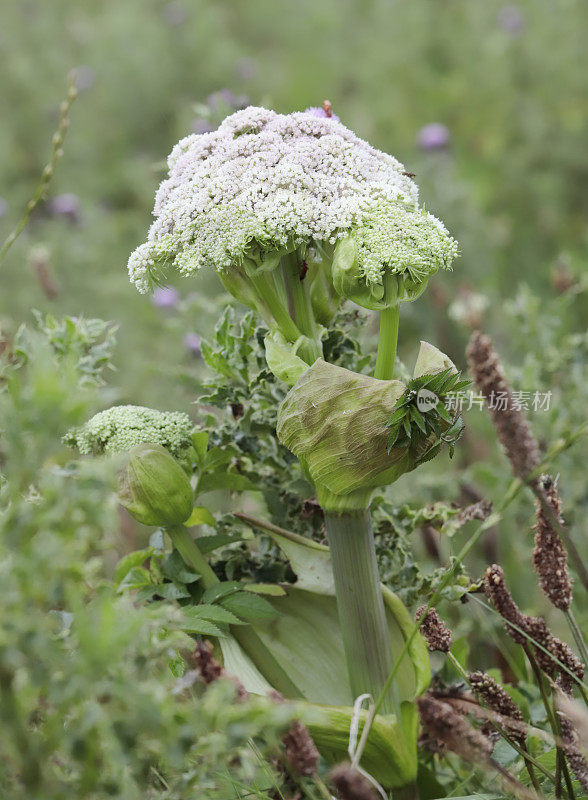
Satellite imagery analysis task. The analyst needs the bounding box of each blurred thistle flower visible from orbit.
[162,1,187,26]
[416,606,453,652]
[0,197,7,219]
[304,100,341,122]
[183,332,201,355]
[207,89,249,112]
[50,192,80,222]
[235,57,258,80]
[532,474,572,612]
[74,65,96,92]
[498,5,525,35]
[151,286,180,309]
[417,123,450,152]
[191,118,215,135]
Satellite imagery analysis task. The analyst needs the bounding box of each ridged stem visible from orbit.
[374,304,399,380]
[324,510,399,716]
[282,253,322,363]
[167,525,303,699]
[249,271,303,344]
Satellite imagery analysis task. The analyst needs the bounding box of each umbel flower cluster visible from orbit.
[65,405,193,460]
[128,106,457,309]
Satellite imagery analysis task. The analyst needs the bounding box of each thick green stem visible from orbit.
[374,304,399,380]
[249,272,303,344]
[282,253,322,363]
[324,510,399,716]
[167,525,303,698]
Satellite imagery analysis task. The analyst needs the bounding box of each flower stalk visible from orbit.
[374,304,399,380]
[325,510,400,716]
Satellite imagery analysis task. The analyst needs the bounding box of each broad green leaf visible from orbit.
[118,566,152,592]
[183,604,245,626]
[191,430,209,465]
[202,581,242,604]
[198,471,258,494]
[219,591,279,622]
[185,505,216,527]
[137,581,191,601]
[180,617,226,638]
[243,583,287,597]
[113,548,153,586]
[197,533,246,554]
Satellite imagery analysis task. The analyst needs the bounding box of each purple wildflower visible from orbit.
[235,58,258,81]
[184,332,201,356]
[305,103,340,123]
[151,287,180,309]
[192,119,215,135]
[417,123,450,152]
[162,2,187,26]
[498,5,525,35]
[50,193,80,222]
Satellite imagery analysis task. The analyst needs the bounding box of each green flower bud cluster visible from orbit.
[65,405,194,467]
[118,443,194,527]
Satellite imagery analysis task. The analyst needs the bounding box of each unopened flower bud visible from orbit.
[118,443,193,527]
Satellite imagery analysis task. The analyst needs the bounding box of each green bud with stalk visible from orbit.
[117,105,463,793]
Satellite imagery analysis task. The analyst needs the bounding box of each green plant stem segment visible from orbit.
[249,272,303,345]
[167,525,303,699]
[374,304,399,380]
[324,510,399,716]
[282,254,322,362]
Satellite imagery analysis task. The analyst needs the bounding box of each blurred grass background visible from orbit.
[1,0,587,639]
[2,0,587,405]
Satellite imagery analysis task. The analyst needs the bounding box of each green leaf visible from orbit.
[191,430,209,465]
[402,416,412,439]
[243,583,287,597]
[185,505,216,527]
[219,591,280,622]
[197,533,246,554]
[387,406,407,427]
[203,447,233,471]
[183,604,245,626]
[161,550,201,584]
[197,471,258,494]
[180,617,226,638]
[435,401,452,423]
[113,548,153,586]
[118,566,152,592]
[201,581,242,604]
[410,405,427,433]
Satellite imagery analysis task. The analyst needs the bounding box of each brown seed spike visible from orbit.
[417,695,493,764]
[416,606,453,652]
[532,475,572,611]
[468,671,526,745]
[329,763,379,800]
[466,332,541,483]
[483,564,531,644]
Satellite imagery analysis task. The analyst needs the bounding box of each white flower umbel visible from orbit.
[128,106,455,293]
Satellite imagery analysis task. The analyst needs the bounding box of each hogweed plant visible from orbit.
[62,106,587,798]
